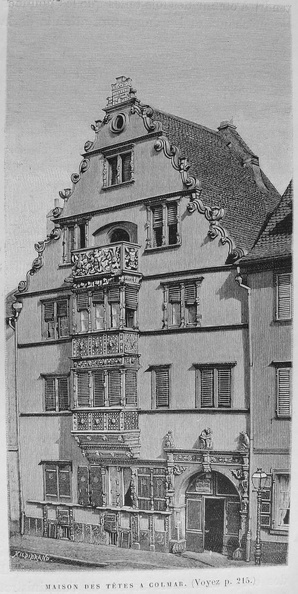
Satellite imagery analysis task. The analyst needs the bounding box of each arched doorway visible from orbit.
[185,471,240,555]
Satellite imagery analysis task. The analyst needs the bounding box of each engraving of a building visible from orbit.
[6,77,292,563]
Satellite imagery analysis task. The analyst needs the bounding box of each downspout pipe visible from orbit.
[235,266,253,562]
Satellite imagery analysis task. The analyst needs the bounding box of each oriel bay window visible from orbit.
[195,364,234,409]
[42,298,70,340]
[162,278,203,329]
[75,285,139,332]
[146,200,181,249]
[75,369,137,408]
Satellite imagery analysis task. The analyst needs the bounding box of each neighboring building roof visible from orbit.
[240,180,292,262]
[151,109,281,253]
[5,288,18,321]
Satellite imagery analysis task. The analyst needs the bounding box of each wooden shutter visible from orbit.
[58,466,71,498]
[185,284,196,304]
[155,368,169,407]
[108,370,121,406]
[57,299,68,317]
[167,202,177,224]
[89,466,103,507]
[277,368,291,417]
[77,292,89,311]
[92,289,104,303]
[45,377,56,411]
[45,466,58,496]
[44,301,55,322]
[125,370,137,406]
[200,368,214,407]
[77,373,90,407]
[125,286,138,310]
[137,469,151,511]
[277,273,291,319]
[168,285,181,302]
[218,368,231,407]
[121,152,131,182]
[108,287,120,302]
[77,466,89,506]
[93,370,105,407]
[58,377,69,411]
[153,470,166,511]
[153,205,163,228]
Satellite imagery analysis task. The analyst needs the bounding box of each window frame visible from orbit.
[102,146,134,189]
[145,199,181,250]
[194,363,235,410]
[42,462,72,501]
[275,271,292,321]
[75,368,138,408]
[43,374,70,412]
[161,278,203,329]
[149,365,171,409]
[41,297,70,340]
[271,470,290,533]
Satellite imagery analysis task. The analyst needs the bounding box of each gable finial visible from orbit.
[106,76,136,107]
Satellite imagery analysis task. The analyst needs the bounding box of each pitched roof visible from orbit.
[240,180,292,262]
[152,109,281,253]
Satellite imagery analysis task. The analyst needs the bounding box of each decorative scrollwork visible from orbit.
[52,206,62,218]
[131,100,161,133]
[59,188,72,201]
[18,227,61,293]
[84,140,94,152]
[91,120,102,133]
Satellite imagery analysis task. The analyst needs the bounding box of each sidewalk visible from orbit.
[9,534,253,570]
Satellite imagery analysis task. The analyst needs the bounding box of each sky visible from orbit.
[4,0,292,294]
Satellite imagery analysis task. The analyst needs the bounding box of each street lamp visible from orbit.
[252,468,269,565]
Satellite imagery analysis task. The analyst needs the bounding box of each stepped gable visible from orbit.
[152,108,281,253]
[241,180,292,262]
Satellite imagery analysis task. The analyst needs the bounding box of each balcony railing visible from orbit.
[72,242,139,278]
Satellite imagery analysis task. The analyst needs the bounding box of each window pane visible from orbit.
[121,152,131,182]
[80,310,89,332]
[171,302,181,326]
[125,308,135,328]
[110,303,120,328]
[44,302,55,322]
[275,474,290,528]
[108,156,118,185]
[78,224,86,249]
[95,303,105,330]
[154,227,163,247]
[168,224,177,245]
[45,467,58,496]
[67,227,75,259]
[186,304,196,325]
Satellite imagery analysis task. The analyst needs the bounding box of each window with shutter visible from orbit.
[45,466,58,497]
[125,370,137,406]
[155,367,170,408]
[77,293,89,332]
[272,473,290,531]
[200,369,214,407]
[77,373,90,407]
[167,202,177,245]
[153,205,163,247]
[108,370,121,406]
[45,378,56,411]
[77,292,89,311]
[185,283,196,325]
[196,365,233,409]
[42,299,69,340]
[106,152,132,186]
[58,467,71,498]
[108,156,118,185]
[57,300,69,337]
[169,285,181,326]
[218,368,231,407]
[93,370,105,407]
[277,367,291,417]
[58,377,69,411]
[276,273,292,320]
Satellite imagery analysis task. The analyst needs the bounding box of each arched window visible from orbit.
[110,228,130,243]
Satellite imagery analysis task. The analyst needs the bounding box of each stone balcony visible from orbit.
[71,242,139,280]
[72,409,140,459]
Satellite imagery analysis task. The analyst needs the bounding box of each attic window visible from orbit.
[145,200,181,250]
[103,148,134,188]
